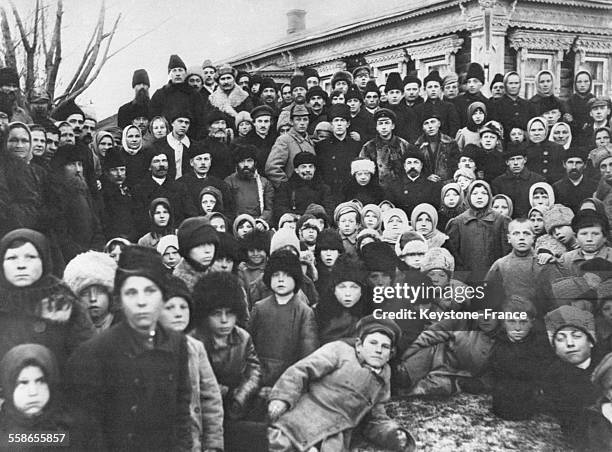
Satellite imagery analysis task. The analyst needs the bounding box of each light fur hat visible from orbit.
[395,231,427,257]
[544,305,596,345]
[420,247,455,274]
[270,227,300,254]
[156,234,179,255]
[543,204,574,233]
[63,250,117,295]
[351,158,376,175]
[590,144,612,169]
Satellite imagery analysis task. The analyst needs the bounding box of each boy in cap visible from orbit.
[334,201,361,256]
[173,218,219,291]
[265,102,315,188]
[346,86,377,142]
[414,110,459,182]
[306,85,329,135]
[384,72,420,143]
[414,70,460,137]
[267,314,415,452]
[453,62,489,127]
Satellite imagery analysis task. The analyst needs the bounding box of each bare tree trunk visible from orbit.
[0,6,16,69]
[46,0,62,100]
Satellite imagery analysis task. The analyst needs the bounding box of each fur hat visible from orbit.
[331,70,353,88]
[263,249,303,292]
[165,274,192,314]
[424,70,443,87]
[215,232,240,262]
[395,231,427,258]
[293,151,317,168]
[276,110,291,131]
[351,158,375,176]
[232,214,256,238]
[420,247,455,275]
[235,111,253,126]
[590,144,612,169]
[51,99,85,121]
[233,144,258,164]
[327,103,351,121]
[156,234,179,255]
[402,74,421,88]
[334,201,361,226]
[364,80,379,95]
[356,228,381,250]
[297,214,321,232]
[306,86,328,103]
[385,72,403,92]
[454,167,476,182]
[114,246,168,296]
[51,144,84,170]
[290,75,307,91]
[543,204,574,233]
[314,122,333,133]
[551,276,593,305]
[270,227,300,254]
[330,253,367,287]
[63,251,117,295]
[132,69,150,87]
[102,147,127,171]
[373,108,396,124]
[345,86,363,103]
[186,66,205,83]
[571,210,609,234]
[442,72,459,87]
[361,241,398,273]
[490,73,504,90]
[304,203,330,227]
[315,228,344,254]
[480,120,504,139]
[201,59,216,71]
[216,64,237,80]
[466,62,485,84]
[168,54,186,72]
[192,271,248,327]
[503,141,528,160]
[544,305,596,345]
[302,67,319,80]
[240,229,270,253]
[355,314,402,346]
[177,218,219,257]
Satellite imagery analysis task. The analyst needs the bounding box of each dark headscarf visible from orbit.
[0,228,52,289]
[148,197,174,236]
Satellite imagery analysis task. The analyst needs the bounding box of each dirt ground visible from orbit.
[353,393,573,451]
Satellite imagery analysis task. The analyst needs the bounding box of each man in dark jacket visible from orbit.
[385,148,442,217]
[488,71,537,137]
[199,109,235,180]
[492,143,546,218]
[553,148,598,214]
[315,103,361,208]
[150,54,206,139]
[117,69,152,129]
[383,72,420,143]
[237,105,277,170]
[346,86,376,143]
[453,63,490,127]
[150,110,192,180]
[273,152,334,225]
[414,112,459,182]
[306,86,328,135]
[415,70,460,138]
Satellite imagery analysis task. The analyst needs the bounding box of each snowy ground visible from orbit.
[354,394,573,451]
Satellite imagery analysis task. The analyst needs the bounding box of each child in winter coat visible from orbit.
[490,296,552,420]
[267,315,415,452]
[411,203,450,249]
[334,201,361,255]
[210,233,241,274]
[395,231,429,274]
[63,250,119,333]
[173,218,219,291]
[233,213,256,240]
[158,275,224,452]
[314,228,344,297]
[238,229,270,290]
[0,344,102,451]
[491,194,513,218]
[438,182,465,230]
[361,203,383,231]
[342,158,385,206]
[192,271,267,452]
[248,250,318,389]
[137,197,176,248]
[157,234,182,270]
[420,247,471,313]
[316,254,368,344]
[535,204,577,259]
[529,206,547,240]
[455,101,487,151]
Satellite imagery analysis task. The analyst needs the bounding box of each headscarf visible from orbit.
[535,70,555,97]
[148,197,174,236]
[466,180,492,213]
[574,70,593,96]
[491,194,514,218]
[4,121,32,162]
[91,130,114,158]
[381,208,410,244]
[121,124,142,155]
[549,122,572,150]
[466,101,487,132]
[440,182,465,210]
[527,117,549,144]
[360,204,382,230]
[529,182,555,210]
[232,213,257,238]
[410,203,449,248]
[0,228,52,289]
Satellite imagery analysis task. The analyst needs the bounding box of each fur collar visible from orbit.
[209,85,249,111]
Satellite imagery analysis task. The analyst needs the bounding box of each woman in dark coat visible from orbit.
[66,246,192,452]
[524,116,565,184]
[0,228,94,371]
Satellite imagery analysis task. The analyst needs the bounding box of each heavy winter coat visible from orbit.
[414,133,460,180]
[273,174,334,224]
[384,174,441,218]
[315,135,361,206]
[150,81,206,139]
[387,102,420,143]
[553,175,599,215]
[175,171,234,219]
[148,136,192,181]
[66,321,192,452]
[270,340,409,451]
[100,182,139,242]
[488,94,537,135]
[453,91,490,128]
[525,140,566,184]
[224,171,274,223]
[359,135,415,190]
[491,168,546,218]
[265,129,316,188]
[414,98,461,137]
[132,175,182,234]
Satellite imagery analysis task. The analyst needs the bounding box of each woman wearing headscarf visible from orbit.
[119,124,146,188]
[0,229,94,370]
[529,70,566,117]
[411,203,449,249]
[90,130,114,179]
[567,70,595,137]
[137,198,175,248]
[549,122,573,150]
[525,117,565,184]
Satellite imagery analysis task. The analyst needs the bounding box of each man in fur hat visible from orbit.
[117,69,152,129]
[382,72,420,143]
[330,70,353,95]
[453,62,489,127]
[0,67,32,123]
[553,148,597,214]
[306,86,328,135]
[206,63,253,130]
[150,54,206,139]
[414,70,460,137]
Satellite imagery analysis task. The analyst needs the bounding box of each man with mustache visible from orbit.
[118,69,152,129]
[200,59,218,102]
[199,110,234,179]
[224,144,274,224]
[0,67,32,123]
[134,148,181,234]
[151,111,193,180]
[206,63,253,131]
[259,77,280,116]
[306,86,328,135]
[553,148,597,214]
[234,105,277,170]
[100,148,138,242]
[384,148,442,218]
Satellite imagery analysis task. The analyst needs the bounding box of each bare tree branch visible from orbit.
[0,6,16,68]
[106,16,171,60]
[46,0,62,98]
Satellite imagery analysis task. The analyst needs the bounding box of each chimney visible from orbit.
[287,9,306,35]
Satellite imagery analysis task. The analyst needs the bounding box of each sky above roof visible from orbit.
[50,0,407,119]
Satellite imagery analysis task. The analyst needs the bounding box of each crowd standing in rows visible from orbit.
[1,55,612,451]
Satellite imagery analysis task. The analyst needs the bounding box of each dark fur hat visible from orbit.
[263,249,303,293]
[192,271,249,327]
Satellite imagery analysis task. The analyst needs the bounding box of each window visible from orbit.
[423,58,449,77]
[375,64,403,88]
[583,57,608,97]
[523,53,553,99]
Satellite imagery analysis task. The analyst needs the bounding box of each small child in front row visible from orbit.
[267,315,415,452]
[490,296,552,420]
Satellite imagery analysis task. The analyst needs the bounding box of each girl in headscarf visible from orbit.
[438,182,465,229]
[0,229,94,368]
[567,70,595,136]
[455,101,487,151]
[529,70,565,117]
[90,130,114,178]
[0,344,102,450]
[411,203,449,249]
[137,198,175,248]
[199,186,226,217]
[529,181,555,211]
[380,208,410,246]
[528,206,547,240]
[119,124,146,188]
[525,117,565,183]
[143,115,169,149]
[491,194,514,218]
[360,203,382,231]
[549,122,573,150]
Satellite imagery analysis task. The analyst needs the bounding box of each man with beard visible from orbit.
[0,67,32,123]
[265,103,315,188]
[259,77,280,117]
[99,148,138,242]
[384,148,441,218]
[133,148,181,234]
[273,151,334,224]
[206,63,253,130]
[175,142,233,218]
[236,105,276,170]
[553,148,597,214]
[151,111,192,180]
[28,88,55,129]
[81,116,97,146]
[200,59,217,102]
[47,144,104,262]
[306,86,328,135]
[224,144,274,223]
[201,110,234,179]
[151,54,206,139]
[118,69,152,129]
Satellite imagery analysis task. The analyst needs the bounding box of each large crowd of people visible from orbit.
[0,52,612,451]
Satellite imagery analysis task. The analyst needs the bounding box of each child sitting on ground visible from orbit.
[267,315,415,452]
[490,296,552,420]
